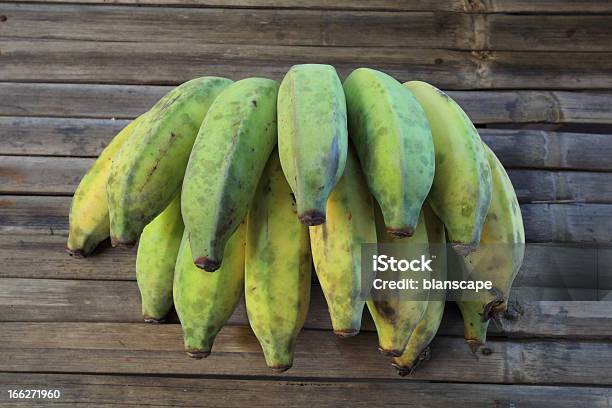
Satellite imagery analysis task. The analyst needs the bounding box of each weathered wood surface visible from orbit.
[3,4,612,52]
[3,155,610,203]
[2,276,611,340]
[1,322,611,384]
[4,83,612,123]
[1,195,610,243]
[5,0,612,13]
[3,117,612,172]
[1,373,611,408]
[3,40,612,89]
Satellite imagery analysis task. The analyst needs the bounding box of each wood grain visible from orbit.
[4,83,612,124]
[1,322,611,384]
[3,40,612,89]
[1,373,610,408]
[2,155,610,203]
[1,195,610,243]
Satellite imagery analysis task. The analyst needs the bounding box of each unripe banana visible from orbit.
[173,223,246,358]
[309,144,376,337]
[135,193,183,323]
[245,151,311,372]
[278,64,348,226]
[403,81,491,255]
[67,115,145,257]
[108,77,232,246]
[343,68,434,237]
[456,301,489,353]
[392,203,446,375]
[182,78,279,272]
[367,205,429,357]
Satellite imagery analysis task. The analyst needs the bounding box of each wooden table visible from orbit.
[1,1,612,406]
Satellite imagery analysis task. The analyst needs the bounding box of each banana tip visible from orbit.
[299,210,326,226]
[269,364,292,373]
[333,329,360,338]
[110,236,136,248]
[186,350,210,359]
[386,226,415,238]
[451,242,478,256]
[391,363,415,377]
[194,257,221,272]
[466,339,484,354]
[66,247,86,258]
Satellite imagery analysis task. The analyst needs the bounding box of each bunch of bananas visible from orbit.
[67,65,524,374]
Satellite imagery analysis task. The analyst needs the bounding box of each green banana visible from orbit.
[182,78,279,272]
[67,115,144,257]
[309,144,376,337]
[245,150,311,372]
[367,205,429,357]
[173,223,246,358]
[343,68,434,238]
[403,81,491,255]
[108,77,232,246]
[135,192,183,323]
[277,64,348,226]
[456,143,524,350]
[392,203,446,375]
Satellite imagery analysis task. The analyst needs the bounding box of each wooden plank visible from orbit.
[3,83,612,124]
[1,322,611,384]
[3,40,612,89]
[2,5,612,52]
[0,5,476,50]
[3,156,611,203]
[3,118,611,172]
[4,0,612,13]
[481,129,612,171]
[1,196,610,243]
[1,373,610,408]
[2,276,611,340]
[0,116,128,157]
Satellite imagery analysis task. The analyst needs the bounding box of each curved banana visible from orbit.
[108,77,232,246]
[343,68,434,238]
[245,150,311,372]
[456,301,490,353]
[182,78,278,272]
[393,203,446,375]
[173,223,246,358]
[135,192,183,323]
[278,64,348,226]
[67,115,144,257]
[403,81,491,255]
[309,144,376,337]
[367,205,429,357]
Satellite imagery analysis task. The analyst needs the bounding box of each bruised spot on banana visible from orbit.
[174,222,246,358]
[136,192,183,323]
[392,203,446,375]
[182,78,279,272]
[278,64,348,227]
[343,68,435,238]
[310,144,376,337]
[67,114,146,257]
[456,143,524,351]
[403,81,491,255]
[367,204,430,357]
[245,150,311,372]
[108,77,232,247]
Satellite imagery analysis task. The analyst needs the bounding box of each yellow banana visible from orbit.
[392,203,446,375]
[309,144,376,337]
[182,78,278,272]
[367,205,429,357]
[173,223,246,358]
[403,81,491,255]
[245,150,311,372]
[135,193,183,323]
[108,77,232,246]
[67,115,145,257]
[343,68,434,237]
[277,64,348,226]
